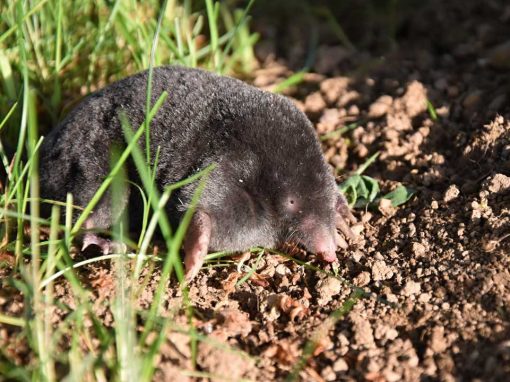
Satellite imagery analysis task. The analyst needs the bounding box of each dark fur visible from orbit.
[40,66,337,252]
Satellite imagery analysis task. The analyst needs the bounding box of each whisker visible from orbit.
[285,227,298,243]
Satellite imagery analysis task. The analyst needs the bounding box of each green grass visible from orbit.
[338,152,415,208]
[0,0,258,380]
[0,0,258,143]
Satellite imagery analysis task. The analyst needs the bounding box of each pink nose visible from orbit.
[313,233,337,262]
[299,217,338,262]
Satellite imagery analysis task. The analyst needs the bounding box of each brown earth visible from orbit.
[1,0,510,381]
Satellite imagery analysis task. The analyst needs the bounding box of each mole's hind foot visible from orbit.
[335,194,358,246]
[82,233,127,255]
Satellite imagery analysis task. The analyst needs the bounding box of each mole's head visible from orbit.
[186,101,340,262]
[178,86,357,281]
[257,136,340,262]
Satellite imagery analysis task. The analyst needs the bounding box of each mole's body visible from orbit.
[40,66,356,280]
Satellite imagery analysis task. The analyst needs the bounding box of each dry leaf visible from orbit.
[221,272,240,295]
[249,272,270,287]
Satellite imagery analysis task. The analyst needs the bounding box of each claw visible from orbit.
[336,193,357,224]
[335,231,349,249]
[335,194,358,244]
[336,214,357,242]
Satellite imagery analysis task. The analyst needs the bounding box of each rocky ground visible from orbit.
[1,0,509,381]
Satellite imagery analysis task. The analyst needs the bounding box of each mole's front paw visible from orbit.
[81,233,127,255]
[183,210,212,282]
[335,194,359,249]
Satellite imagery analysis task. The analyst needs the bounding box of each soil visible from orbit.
[1,0,509,381]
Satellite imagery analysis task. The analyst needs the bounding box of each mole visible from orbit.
[39,65,357,280]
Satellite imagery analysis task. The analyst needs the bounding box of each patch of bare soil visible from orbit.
[1,0,509,381]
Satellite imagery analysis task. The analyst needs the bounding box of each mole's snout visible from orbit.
[298,217,338,262]
[313,235,337,263]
